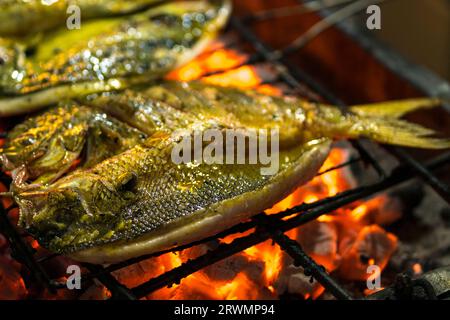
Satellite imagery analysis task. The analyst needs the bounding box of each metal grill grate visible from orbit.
[1,0,449,300]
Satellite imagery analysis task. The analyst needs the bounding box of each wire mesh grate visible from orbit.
[0,0,449,300]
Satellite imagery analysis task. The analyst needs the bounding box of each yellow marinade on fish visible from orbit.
[2,81,449,264]
[0,0,165,37]
[0,0,231,116]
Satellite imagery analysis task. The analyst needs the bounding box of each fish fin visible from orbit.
[348,116,450,149]
[349,98,441,118]
[312,99,449,149]
[348,99,450,149]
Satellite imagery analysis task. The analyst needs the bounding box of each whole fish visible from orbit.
[4,82,449,263]
[1,84,221,186]
[0,0,163,37]
[0,0,231,116]
[0,103,147,185]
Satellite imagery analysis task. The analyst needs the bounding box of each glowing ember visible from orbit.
[0,44,402,300]
[412,263,423,275]
[109,146,399,300]
[121,47,400,300]
[166,47,247,82]
[202,65,262,88]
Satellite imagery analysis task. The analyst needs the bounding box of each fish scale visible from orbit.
[2,82,449,263]
[23,133,285,252]
[5,9,206,95]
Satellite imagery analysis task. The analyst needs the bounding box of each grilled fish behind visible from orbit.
[0,1,231,116]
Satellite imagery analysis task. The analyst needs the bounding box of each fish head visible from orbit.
[0,105,90,182]
[15,171,137,253]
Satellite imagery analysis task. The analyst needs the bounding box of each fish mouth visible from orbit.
[14,189,52,229]
[15,169,134,254]
[69,138,332,264]
[13,188,79,254]
[13,174,122,253]
[14,186,85,244]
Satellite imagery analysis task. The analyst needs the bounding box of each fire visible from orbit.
[115,45,399,300]
[0,44,401,300]
[165,44,281,96]
[166,47,247,82]
[202,66,261,88]
[412,263,423,275]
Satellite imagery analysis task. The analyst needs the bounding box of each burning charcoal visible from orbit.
[372,197,403,226]
[113,257,167,289]
[0,256,27,299]
[0,233,6,250]
[338,225,398,281]
[34,249,80,280]
[166,47,248,82]
[296,220,340,271]
[173,271,273,300]
[180,242,218,261]
[79,284,111,300]
[203,252,269,292]
[0,182,13,209]
[203,254,253,282]
[391,184,424,214]
[275,264,324,299]
[353,196,403,226]
[167,278,222,300]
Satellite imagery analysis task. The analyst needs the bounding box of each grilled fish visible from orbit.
[4,82,449,263]
[0,0,231,116]
[0,103,147,185]
[0,0,163,37]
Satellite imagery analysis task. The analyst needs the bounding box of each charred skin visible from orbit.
[0,1,232,116]
[3,82,449,264]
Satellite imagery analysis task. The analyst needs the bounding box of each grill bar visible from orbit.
[386,146,450,203]
[0,203,53,292]
[85,265,137,300]
[271,231,353,300]
[230,16,388,180]
[128,152,450,299]
[131,230,266,299]
[0,1,449,301]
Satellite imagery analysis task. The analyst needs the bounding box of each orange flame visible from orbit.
[110,145,399,300]
[166,48,247,82]
[113,47,403,300]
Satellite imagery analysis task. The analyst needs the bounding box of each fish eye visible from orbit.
[119,172,138,193]
[25,46,36,57]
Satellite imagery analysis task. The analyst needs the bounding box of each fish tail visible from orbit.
[349,116,450,149]
[315,99,450,149]
[349,98,442,118]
